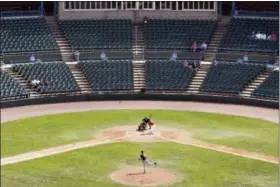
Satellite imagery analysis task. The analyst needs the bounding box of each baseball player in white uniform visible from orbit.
[139,150,157,174]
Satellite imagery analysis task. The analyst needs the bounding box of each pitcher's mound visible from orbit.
[110,168,182,186]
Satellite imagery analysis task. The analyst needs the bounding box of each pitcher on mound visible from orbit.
[139,150,157,174]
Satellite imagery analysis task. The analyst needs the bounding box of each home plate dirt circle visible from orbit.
[110,168,182,186]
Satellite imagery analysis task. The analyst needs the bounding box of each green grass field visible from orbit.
[1,142,278,187]
[1,110,278,157]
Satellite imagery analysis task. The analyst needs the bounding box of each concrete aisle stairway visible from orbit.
[67,63,92,93]
[45,16,74,62]
[132,24,145,61]
[6,69,39,98]
[187,62,212,93]
[133,62,146,92]
[132,23,146,92]
[204,16,230,61]
[240,68,274,97]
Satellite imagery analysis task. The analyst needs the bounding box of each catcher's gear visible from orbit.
[137,116,153,132]
[137,122,147,132]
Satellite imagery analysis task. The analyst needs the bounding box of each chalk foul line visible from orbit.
[1,132,278,166]
[1,135,127,166]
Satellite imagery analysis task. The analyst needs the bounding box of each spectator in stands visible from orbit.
[200,41,207,51]
[243,54,249,62]
[191,41,197,52]
[261,33,267,40]
[184,60,189,68]
[213,60,218,66]
[30,54,36,62]
[269,33,277,41]
[256,31,262,40]
[237,58,243,63]
[100,51,108,61]
[251,31,256,39]
[31,79,40,89]
[143,16,148,24]
[170,50,177,61]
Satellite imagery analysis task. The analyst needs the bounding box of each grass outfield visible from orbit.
[1,110,277,157]
[1,142,278,187]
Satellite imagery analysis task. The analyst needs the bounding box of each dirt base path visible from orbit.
[1,101,278,123]
[2,125,278,166]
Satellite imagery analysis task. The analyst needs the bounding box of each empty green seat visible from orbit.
[1,70,29,100]
[252,71,279,100]
[145,60,194,90]
[59,19,132,50]
[200,62,266,94]
[13,62,80,94]
[144,19,216,50]
[1,18,59,53]
[78,60,134,91]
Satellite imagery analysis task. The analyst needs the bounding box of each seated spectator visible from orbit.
[191,41,197,52]
[243,54,248,62]
[251,31,256,39]
[256,31,262,40]
[213,60,218,66]
[270,33,277,41]
[237,58,243,63]
[170,51,177,61]
[143,16,148,24]
[184,60,189,68]
[31,79,40,88]
[30,54,36,62]
[261,33,267,40]
[200,41,207,51]
[100,51,108,61]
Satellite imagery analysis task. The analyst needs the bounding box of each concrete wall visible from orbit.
[1,93,278,109]
[58,2,218,21]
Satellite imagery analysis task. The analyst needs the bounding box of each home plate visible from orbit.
[137,132,160,136]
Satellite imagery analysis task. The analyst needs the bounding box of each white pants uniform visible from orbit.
[149,124,156,134]
[142,159,155,173]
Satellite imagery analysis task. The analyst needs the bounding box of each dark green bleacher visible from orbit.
[1,17,59,53]
[200,62,266,94]
[1,70,29,100]
[219,18,279,53]
[145,60,194,91]
[252,71,279,100]
[13,62,80,94]
[144,19,216,50]
[59,19,132,50]
[78,60,134,91]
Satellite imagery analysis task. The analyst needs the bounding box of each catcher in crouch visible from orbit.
[139,150,157,174]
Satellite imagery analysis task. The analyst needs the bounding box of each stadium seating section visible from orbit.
[145,60,194,90]
[59,19,132,50]
[200,62,266,94]
[144,19,216,50]
[13,62,80,94]
[1,70,29,99]
[1,17,59,53]
[219,18,279,53]
[78,60,134,91]
[252,71,279,100]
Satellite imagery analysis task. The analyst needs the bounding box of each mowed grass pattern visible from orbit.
[1,142,278,187]
[1,110,278,157]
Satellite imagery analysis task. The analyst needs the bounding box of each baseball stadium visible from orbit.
[0,1,279,187]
